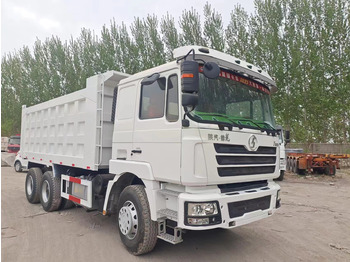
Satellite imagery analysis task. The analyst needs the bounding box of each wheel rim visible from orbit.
[26,176,34,195]
[118,200,138,240]
[15,162,20,171]
[41,180,50,203]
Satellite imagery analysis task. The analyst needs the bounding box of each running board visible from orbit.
[157,208,178,221]
[157,220,183,245]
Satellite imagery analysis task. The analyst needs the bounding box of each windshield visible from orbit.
[9,137,20,145]
[190,69,275,130]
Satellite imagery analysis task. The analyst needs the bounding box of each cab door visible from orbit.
[132,69,182,183]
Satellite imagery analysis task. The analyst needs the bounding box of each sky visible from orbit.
[1,0,255,56]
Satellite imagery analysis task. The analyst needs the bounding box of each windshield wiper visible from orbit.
[236,118,278,136]
[192,112,278,136]
[190,112,244,129]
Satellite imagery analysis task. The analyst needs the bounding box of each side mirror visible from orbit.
[182,93,198,108]
[285,130,290,144]
[181,60,199,111]
[203,62,220,79]
[181,60,199,93]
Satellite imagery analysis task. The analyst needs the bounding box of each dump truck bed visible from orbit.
[21,71,129,171]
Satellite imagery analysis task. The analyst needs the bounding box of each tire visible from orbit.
[297,168,306,175]
[117,185,158,255]
[325,165,336,176]
[14,161,23,172]
[324,166,330,175]
[25,168,43,203]
[292,159,297,173]
[276,170,285,181]
[314,168,324,174]
[333,166,337,175]
[40,171,62,212]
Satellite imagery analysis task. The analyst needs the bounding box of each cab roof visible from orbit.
[173,46,277,93]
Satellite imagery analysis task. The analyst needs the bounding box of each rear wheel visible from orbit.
[116,185,157,255]
[325,165,336,176]
[40,171,62,212]
[314,168,325,174]
[292,159,297,173]
[25,168,43,203]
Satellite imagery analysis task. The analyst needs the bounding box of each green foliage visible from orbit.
[1,1,349,143]
[179,8,204,46]
[161,13,182,60]
[203,3,225,51]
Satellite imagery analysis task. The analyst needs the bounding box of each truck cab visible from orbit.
[8,135,20,153]
[108,46,281,234]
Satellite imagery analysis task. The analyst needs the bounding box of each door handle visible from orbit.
[131,149,142,154]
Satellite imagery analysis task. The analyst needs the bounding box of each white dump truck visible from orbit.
[275,125,290,181]
[22,46,281,255]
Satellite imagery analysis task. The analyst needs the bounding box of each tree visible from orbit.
[2,1,349,143]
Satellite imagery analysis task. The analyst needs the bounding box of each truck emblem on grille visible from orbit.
[248,135,258,151]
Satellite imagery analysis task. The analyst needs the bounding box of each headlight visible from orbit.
[185,201,222,226]
[187,202,218,216]
[276,190,281,208]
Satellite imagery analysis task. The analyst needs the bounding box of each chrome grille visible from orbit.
[214,143,277,177]
[216,156,276,165]
[214,144,276,154]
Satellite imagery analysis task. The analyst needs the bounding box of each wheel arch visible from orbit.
[103,172,160,220]
[104,172,144,215]
[28,162,51,173]
[14,160,21,167]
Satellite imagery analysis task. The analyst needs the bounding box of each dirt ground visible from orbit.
[2,164,350,262]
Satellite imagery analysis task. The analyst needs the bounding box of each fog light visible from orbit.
[188,218,209,225]
[187,202,218,216]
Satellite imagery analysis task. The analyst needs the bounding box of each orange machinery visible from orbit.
[287,153,350,175]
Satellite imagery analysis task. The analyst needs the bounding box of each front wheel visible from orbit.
[276,170,285,181]
[117,185,157,255]
[14,161,23,172]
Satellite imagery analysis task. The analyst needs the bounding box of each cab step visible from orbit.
[157,219,183,244]
[157,208,178,221]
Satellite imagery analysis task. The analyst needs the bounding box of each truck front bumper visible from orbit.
[177,181,280,230]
